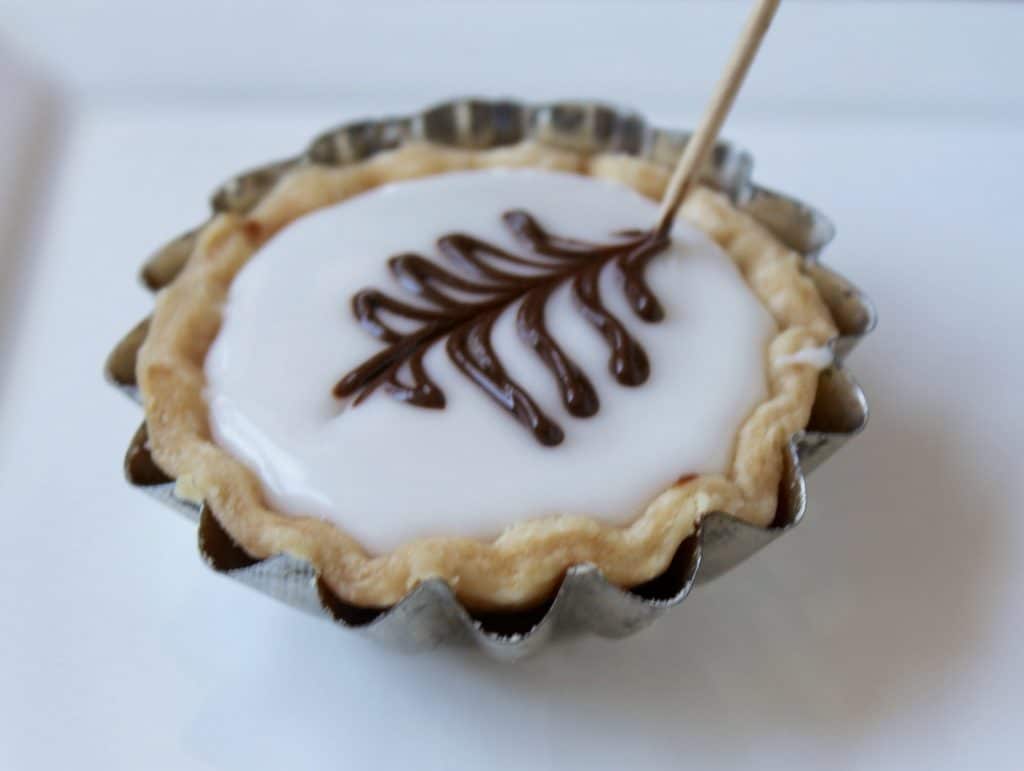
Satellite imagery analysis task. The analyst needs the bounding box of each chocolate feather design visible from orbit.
[333,210,670,446]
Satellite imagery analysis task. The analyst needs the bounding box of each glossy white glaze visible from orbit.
[775,345,833,369]
[205,169,777,553]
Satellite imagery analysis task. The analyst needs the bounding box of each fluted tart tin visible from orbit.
[105,98,875,660]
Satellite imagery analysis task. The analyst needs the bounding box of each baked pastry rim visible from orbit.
[136,140,837,610]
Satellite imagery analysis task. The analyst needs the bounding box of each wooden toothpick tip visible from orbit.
[655,0,781,237]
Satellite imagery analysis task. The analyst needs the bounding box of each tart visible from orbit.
[134,127,837,613]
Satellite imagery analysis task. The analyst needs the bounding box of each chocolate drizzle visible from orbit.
[334,210,670,446]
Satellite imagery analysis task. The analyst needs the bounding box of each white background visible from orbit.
[2,2,1023,769]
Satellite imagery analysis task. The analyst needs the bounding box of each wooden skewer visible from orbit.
[655,0,782,236]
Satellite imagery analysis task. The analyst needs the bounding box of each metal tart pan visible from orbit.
[105,98,875,660]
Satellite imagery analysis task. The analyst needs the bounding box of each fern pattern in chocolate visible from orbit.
[334,210,669,446]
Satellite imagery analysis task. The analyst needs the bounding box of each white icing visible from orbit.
[205,170,777,553]
[775,345,833,370]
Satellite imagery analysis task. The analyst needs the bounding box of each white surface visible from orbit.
[0,48,61,402]
[209,169,775,549]
[2,2,1024,770]
[3,1,1023,120]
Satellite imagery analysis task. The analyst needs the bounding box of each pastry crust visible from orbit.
[137,141,836,611]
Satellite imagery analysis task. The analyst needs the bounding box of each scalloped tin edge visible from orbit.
[104,98,875,659]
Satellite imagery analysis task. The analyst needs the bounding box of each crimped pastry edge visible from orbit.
[137,140,836,610]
